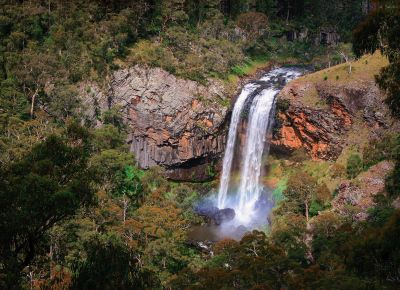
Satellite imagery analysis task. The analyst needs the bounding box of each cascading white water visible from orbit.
[217,67,303,227]
[235,87,278,223]
[217,83,259,209]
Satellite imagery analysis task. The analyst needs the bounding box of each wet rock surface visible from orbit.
[212,208,236,225]
[194,200,219,217]
[194,201,236,225]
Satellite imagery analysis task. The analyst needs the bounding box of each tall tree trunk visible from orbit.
[286,7,290,25]
[30,88,39,118]
[305,201,309,223]
[122,194,129,224]
[304,201,314,262]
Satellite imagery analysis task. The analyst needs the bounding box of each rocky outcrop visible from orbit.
[272,79,391,160]
[194,201,236,225]
[81,65,229,181]
[332,161,394,221]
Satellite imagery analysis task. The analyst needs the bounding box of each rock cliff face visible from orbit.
[82,66,229,181]
[272,77,391,160]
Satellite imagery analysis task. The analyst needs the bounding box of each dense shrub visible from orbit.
[386,160,400,197]
[281,171,331,221]
[346,154,363,179]
[363,134,400,169]
[290,147,309,163]
[276,98,291,112]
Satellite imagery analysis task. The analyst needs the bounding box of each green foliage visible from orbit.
[0,1,398,289]
[71,235,156,290]
[363,133,400,169]
[101,107,126,131]
[290,147,309,163]
[141,166,170,193]
[376,59,400,116]
[0,78,27,118]
[93,124,126,151]
[206,162,217,179]
[353,7,400,116]
[386,158,400,197]
[129,40,179,74]
[46,83,81,120]
[115,165,145,208]
[0,0,153,125]
[160,0,189,30]
[281,171,330,221]
[275,98,290,112]
[90,149,135,190]
[309,200,324,217]
[270,214,308,262]
[347,210,400,286]
[236,12,269,42]
[346,153,363,179]
[311,212,345,266]
[0,127,94,286]
[367,195,396,226]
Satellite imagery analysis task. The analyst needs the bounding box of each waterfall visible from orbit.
[217,67,303,226]
[217,83,259,209]
[235,87,278,223]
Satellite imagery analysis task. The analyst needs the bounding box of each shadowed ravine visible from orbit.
[191,67,305,241]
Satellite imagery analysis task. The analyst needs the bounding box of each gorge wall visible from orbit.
[81,66,230,181]
[80,54,393,181]
[272,54,393,160]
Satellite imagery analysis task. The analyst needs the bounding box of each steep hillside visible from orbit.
[272,52,396,160]
[266,52,399,217]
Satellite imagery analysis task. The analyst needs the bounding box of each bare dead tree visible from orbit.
[121,193,129,224]
[340,51,352,74]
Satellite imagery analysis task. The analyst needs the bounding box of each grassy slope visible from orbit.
[302,51,388,84]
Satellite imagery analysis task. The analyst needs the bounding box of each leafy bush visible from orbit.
[93,124,126,151]
[290,147,309,163]
[363,134,400,169]
[129,40,178,74]
[282,171,330,221]
[386,160,400,197]
[309,200,324,217]
[276,98,290,112]
[346,154,363,178]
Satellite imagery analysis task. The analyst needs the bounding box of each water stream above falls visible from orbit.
[190,67,306,242]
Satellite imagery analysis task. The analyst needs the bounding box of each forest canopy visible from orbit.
[1,1,400,289]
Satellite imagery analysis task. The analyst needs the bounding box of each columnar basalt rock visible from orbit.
[105,66,229,181]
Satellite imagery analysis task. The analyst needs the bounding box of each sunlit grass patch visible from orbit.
[299,51,388,84]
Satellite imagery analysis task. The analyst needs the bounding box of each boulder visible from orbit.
[193,201,236,226]
[194,200,219,217]
[212,208,236,225]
